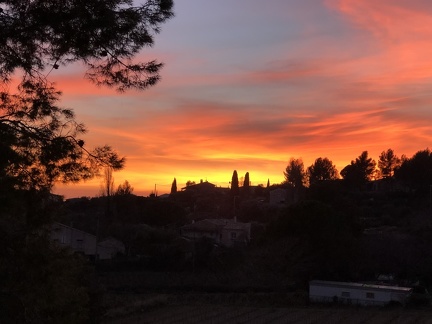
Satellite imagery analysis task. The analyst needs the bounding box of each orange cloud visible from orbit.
[53,1,432,198]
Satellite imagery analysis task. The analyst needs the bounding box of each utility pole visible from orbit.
[429,185,432,217]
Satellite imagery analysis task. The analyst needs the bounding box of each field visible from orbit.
[97,270,432,323]
[105,303,432,323]
[101,292,432,324]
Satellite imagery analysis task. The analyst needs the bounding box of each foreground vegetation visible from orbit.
[0,1,174,322]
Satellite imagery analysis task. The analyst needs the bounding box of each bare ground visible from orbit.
[105,304,432,324]
[101,292,432,324]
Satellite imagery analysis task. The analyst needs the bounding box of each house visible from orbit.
[51,222,97,257]
[50,223,124,260]
[309,280,412,306]
[181,180,217,193]
[180,219,251,247]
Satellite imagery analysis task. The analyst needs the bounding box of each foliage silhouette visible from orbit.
[116,180,134,196]
[284,158,306,188]
[0,0,174,91]
[341,151,376,189]
[267,200,361,280]
[269,200,357,245]
[186,180,196,187]
[243,172,250,188]
[101,166,115,197]
[307,157,339,185]
[231,170,240,197]
[171,177,177,194]
[242,172,250,197]
[378,148,401,179]
[0,191,91,322]
[0,81,125,193]
[396,148,432,194]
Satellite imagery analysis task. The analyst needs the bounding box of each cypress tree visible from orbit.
[243,172,250,197]
[243,172,250,188]
[171,178,177,194]
[231,170,239,197]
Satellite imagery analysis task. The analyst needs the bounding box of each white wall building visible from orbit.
[309,280,412,306]
[51,223,125,260]
[51,222,97,257]
[181,219,251,247]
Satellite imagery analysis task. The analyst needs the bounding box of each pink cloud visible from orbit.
[53,1,432,197]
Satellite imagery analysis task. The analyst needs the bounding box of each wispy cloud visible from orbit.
[54,0,432,197]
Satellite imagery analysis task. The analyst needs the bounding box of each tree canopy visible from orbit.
[378,148,400,179]
[395,148,432,193]
[0,81,125,192]
[341,151,376,188]
[0,0,174,91]
[0,0,174,193]
[116,180,134,196]
[284,158,306,188]
[307,157,339,185]
[186,180,196,187]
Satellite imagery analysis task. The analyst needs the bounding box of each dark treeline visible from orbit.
[270,148,432,284]
[285,148,432,194]
[62,147,432,290]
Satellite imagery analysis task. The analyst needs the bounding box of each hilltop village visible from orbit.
[57,153,432,292]
[57,177,293,262]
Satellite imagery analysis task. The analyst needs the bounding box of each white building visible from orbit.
[51,222,97,257]
[180,219,251,247]
[309,280,412,306]
[51,223,125,260]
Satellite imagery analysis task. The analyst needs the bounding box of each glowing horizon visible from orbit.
[52,0,432,198]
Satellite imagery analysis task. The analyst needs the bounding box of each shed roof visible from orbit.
[181,219,250,232]
[310,280,412,293]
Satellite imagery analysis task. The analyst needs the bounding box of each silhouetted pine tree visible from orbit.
[341,151,376,189]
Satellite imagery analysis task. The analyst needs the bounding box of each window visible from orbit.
[366,292,375,299]
[341,292,350,298]
[76,239,84,251]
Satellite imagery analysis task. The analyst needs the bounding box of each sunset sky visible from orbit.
[53,0,432,198]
